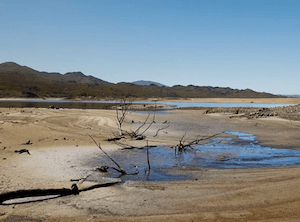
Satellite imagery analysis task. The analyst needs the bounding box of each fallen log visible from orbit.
[0,184,78,205]
[0,182,120,205]
[14,149,30,155]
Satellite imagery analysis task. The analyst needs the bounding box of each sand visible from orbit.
[1,100,300,221]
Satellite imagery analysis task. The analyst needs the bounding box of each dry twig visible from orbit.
[175,133,219,154]
[88,135,127,175]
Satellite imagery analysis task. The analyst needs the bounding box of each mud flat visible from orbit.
[1,105,300,221]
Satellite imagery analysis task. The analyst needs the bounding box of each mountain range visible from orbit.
[131,80,167,87]
[0,62,282,99]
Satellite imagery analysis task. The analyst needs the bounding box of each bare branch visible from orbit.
[175,133,219,154]
[153,123,170,137]
[134,112,150,135]
[113,140,139,149]
[146,141,151,172]
[132,102,157,137]
[115,99,133,135]
[88,135,127,175]
[110,100,167,142]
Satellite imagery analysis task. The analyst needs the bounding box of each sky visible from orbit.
[0,0,299,95]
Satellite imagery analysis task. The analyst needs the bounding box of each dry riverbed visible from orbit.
[1,100,300,221]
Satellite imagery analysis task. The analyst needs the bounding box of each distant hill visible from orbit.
[132,80,167,87]
[0,62,283,99]
[284,95,300,98]
[0,62,109,85]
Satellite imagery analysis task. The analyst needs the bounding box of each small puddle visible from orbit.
[86,131,300,182]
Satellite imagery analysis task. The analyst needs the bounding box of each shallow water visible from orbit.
[160,101,295,108]
[0,100,116,109]
[0,99,295,109]
[87,131,300,182]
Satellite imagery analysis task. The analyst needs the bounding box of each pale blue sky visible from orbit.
[0,0,299,94]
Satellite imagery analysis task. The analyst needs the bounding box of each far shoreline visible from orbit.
[0,97,300,104]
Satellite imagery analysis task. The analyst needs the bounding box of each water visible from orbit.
[0,99,295,109]
[163,102,294,108]
[224,131,256,141]
[86,131,300,182]
[0,99,116,109]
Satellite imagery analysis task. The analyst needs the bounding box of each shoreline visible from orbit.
[156,97,300,104]
[0,97,300,104]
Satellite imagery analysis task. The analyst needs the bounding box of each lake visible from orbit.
[0,99,295,109]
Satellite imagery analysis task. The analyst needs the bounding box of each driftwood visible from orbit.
[95,166,109,172]
[70,174,91,183]
[0,182,119,205]
[0,184,79,205]
[107,137,122,142]
[14,149,30,155]
[22,140,32,145]
[95,165,139,176]
[175,133,219,154]
[112,139,156,150]
[115,140,141,150]
[121,145,156,150]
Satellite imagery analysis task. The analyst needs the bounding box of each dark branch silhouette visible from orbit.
[88,135,127,175]
[175,133,219,154]
[0,182,119,205]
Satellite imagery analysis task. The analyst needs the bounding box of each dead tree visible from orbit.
[113,100,168,141]
[114,99,154,139]
[175,133,218,154]
[115,99,133,136]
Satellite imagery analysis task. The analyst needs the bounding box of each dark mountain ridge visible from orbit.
[0,62,283,99]
[0,62,108,85]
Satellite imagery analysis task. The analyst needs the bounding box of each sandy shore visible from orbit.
[1,105,300,221]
